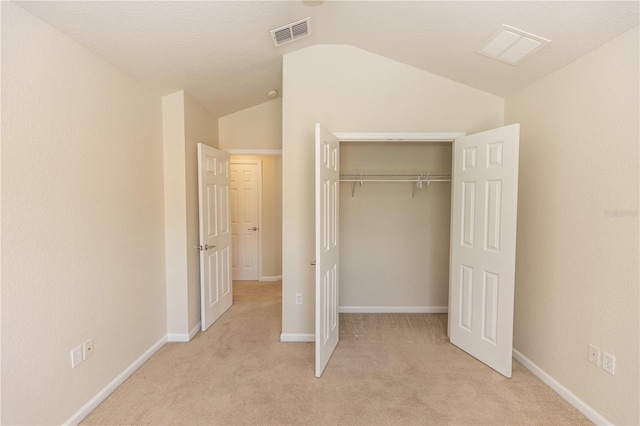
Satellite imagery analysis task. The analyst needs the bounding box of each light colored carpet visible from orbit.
[82,281,590,425]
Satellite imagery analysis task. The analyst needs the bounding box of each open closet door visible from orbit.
[197,143,232,331]
[315,123,340,377]
[449,124,520,378]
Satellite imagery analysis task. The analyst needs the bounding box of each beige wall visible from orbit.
[220,100,283,280]
[339,143,451,309]
[505,27,639,425]
[163,90,218,339]
[1,3,166,424]
[184,93,219,331]
[281,44,504,336]
[219,99,282,150]
[162,92,189,337]
[230,155,283,279]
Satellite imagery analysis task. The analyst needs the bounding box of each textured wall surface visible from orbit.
[281,44,504,336]
[1,3,167,423]
[506,27,639,425]
[184,92,218,332]
[219,99,282,150]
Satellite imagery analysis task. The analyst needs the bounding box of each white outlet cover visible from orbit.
[71,346,83,368]
[602,352,616,375]
[587,344,600,365]
[83,338,94,360]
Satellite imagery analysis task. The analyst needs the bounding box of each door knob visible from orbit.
[248,227,257,231]
[204,244,215,250]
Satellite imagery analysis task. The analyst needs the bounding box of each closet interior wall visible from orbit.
[339,142,452,311]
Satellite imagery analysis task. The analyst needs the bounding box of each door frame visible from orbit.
[316,129,519,378]
[335,133,465,330]
[312,131,464,377]
[230,159,263,281]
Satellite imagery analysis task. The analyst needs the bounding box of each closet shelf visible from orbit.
[339,172,451,198]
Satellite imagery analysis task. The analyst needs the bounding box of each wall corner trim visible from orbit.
[189,322,202,340]
[167,323,201,342]
[513,349,612,425]
[280,333,315,342]
[63,335,167,425]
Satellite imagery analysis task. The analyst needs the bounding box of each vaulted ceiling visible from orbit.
[17,1,639,118]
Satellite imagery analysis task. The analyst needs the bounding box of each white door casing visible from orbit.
[315,124,340,378]
[197,143,233,331]
[230,161,261,281]
[449,124,520,378]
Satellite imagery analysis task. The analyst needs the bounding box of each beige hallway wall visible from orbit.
[163,90,218,339]
[220,99,283,281]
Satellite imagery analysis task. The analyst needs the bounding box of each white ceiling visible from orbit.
[16,1,639,118]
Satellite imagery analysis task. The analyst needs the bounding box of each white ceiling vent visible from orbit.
[270,17,311,47]
[479,25,550,65]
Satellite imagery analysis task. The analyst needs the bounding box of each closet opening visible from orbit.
[316,125,520,378]
[338,141,453,314]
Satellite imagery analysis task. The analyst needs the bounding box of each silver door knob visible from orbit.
[205,244,215,250]
[248,227,257,231]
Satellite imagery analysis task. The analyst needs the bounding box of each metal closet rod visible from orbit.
[340,172,451,181]
[339,172,451,198]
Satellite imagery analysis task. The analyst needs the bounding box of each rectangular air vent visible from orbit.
[270,17,311,47]
[478,25,550,65]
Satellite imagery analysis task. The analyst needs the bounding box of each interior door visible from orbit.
[197,143,233,331]
[230,161,260,281]
[315,123,340,378]
[449,124,520,378]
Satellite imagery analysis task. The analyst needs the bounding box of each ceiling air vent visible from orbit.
[270,17,311,47]
[478,25,550,65]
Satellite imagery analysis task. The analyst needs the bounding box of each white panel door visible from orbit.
[315,123,340,378]
[197,143,233,331]
[230,162,260,281]
[449,124,520,378]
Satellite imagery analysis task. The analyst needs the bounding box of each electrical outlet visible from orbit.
[602,352,616,375]
[83,338,94,360]
[295,293,302,305]
[71,346,83,368]
[588,344,600,366]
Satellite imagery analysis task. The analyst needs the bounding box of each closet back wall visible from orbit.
[339,143,452,310]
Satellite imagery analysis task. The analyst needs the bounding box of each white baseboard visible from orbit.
[280,333,315,342]
[167,333,189,342]
[63,335,167,425]
[260,275,282,282]
[513,349,612,426]
[167,322,201,342]
[189,322,201,340]
[339,306,448,314]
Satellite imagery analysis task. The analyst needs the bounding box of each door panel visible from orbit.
[315,124,340,378]
[449,124,519,378]
[198,144,233,331]
[230,162,260,280]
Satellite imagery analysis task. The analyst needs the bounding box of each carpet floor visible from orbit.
[82,281,590,425]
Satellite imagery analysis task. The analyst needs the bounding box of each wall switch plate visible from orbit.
[602,352,616,375]
[71,346,83,368]
[83,338,94,360]
[588,344,600,366]
[295,293,302,305]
